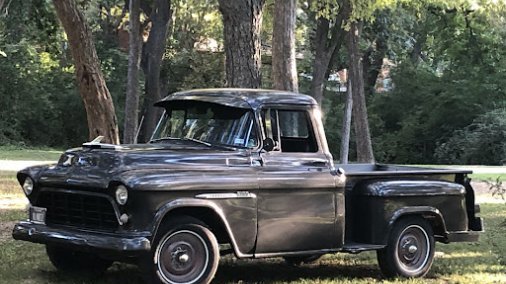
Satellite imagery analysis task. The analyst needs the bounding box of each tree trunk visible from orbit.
[340,79,353,164]
[272,0,297,92]
[123,0,142,144]
[309,3,350,105]
[363,37,387,96]
[138,0,171,142]
[347,21,374,163]
[218,0,265,88]
[53,0,119,144]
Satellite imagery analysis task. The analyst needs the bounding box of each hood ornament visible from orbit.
[82,135,124,150]
[89,136,105,143]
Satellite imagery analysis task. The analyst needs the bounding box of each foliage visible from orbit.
[435,109,506,165]
[1,0,506,165]
[366,2,506,164]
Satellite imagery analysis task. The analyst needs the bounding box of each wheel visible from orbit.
[46,245,112,275]
[283,254,322,266]
[377,216,435,278]
[142,217,220,284]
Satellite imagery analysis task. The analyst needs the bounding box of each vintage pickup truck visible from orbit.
[13,89,483,284]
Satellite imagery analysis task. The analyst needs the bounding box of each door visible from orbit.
[255,108,340,254]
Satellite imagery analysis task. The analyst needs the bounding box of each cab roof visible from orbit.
[154,88,317,109]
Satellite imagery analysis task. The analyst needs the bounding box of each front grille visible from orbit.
[37,190,118,231]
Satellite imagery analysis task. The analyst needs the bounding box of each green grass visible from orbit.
[470,173,506,182]
[0,146,62,161]
[0,204,504,283]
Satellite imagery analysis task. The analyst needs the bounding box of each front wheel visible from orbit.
[377,217,435,278]
[143,219,220,284]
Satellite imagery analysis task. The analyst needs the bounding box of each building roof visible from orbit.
[155,88,316,109]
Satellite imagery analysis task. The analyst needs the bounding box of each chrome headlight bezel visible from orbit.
[115,185,128,205]
[22,177,34,196]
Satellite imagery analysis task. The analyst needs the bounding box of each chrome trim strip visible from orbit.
[195,192,257,199]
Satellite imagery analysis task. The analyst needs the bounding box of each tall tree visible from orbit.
[123,0,142,144]
[309,1,350,105]
[218,0,265,88]
[138,0,171,142]
[347,20,374,162]
[52,0,120,144]
[272,0,298,92]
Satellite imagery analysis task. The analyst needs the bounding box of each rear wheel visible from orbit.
[141,217,220,284]
[377,217,435,278]
[46,245,112,275]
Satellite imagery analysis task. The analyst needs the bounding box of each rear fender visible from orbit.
[388,206,448,242]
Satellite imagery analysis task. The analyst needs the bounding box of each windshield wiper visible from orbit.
[182,137,237,151]
[181,137,212,147]
[150,137,236,151]
[149,137,180,143]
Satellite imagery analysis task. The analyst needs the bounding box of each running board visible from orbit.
[341,243,385,254]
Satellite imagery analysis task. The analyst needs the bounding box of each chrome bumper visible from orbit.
[12,221,151,253]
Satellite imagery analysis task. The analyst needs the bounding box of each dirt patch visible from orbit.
[471,181,505,204]
[0,197,27,210]
[0,220,16,242]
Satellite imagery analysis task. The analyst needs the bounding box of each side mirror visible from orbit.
[262,138,275,152]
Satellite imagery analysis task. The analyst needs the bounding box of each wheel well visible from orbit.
[394,213,446,237]
[156,207,231,245]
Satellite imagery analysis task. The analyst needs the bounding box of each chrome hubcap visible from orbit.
[178,253,190,263]
[397,225,430,273]
[155,230,209,284]
[408,245,418,254]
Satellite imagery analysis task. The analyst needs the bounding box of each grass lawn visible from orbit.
[0,146,62,161]
[0,203,504,283]
[471,173,506,182]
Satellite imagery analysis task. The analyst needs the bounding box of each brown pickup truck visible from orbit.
[13,89,483,284]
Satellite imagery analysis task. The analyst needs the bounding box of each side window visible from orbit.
[262,109,318,153]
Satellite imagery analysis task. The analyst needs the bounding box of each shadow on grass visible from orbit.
[33,259,383,284]
[214,259,382,283]
[34,263,143,284]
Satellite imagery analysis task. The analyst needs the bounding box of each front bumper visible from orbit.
[12,221,151,254]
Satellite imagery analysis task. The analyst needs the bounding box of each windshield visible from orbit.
[151,101,258,148]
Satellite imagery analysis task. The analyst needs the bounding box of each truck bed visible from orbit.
[339,163,472,176]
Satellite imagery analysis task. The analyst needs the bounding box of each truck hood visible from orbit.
[33,143,254,189]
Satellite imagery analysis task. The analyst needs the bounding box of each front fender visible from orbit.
[151,198,255,258]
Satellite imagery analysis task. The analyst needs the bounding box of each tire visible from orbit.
[283,254,322,266]
[377,216,435,278]
[142,217,220,284]
[46,245,112,275]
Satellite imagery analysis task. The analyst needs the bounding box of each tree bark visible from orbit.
[123,0,142,144]
[138,0,171,142]
[347,21,374,163]
[272,0,297,92]
[309,2,350,105]
[340,79,353,164]
[218,0,265,88]
[363,37,387,96]
[53,0,119,144]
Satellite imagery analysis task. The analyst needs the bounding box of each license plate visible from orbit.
[29,206,46,224]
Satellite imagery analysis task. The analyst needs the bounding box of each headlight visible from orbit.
[22,177,34,196]
[115,185,128,205]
